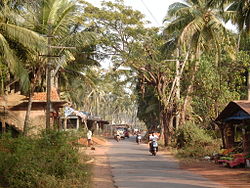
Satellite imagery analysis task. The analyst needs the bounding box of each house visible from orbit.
[215,100,250,154]
[0,89,67,135]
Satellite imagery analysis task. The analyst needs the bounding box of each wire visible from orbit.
[140,0,160,26]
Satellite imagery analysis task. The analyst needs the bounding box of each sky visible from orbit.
[86,0,180,27]
[86,0,236,30]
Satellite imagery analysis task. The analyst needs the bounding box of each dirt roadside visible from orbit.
[87,137,116,188]
[89,138,250,188]
[179,158,250,188]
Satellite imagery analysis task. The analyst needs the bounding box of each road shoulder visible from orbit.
[90,139,116,188]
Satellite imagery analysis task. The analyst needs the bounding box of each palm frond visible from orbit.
[167,2,190,18]
[47,0,65,24]
[180,17,205,44]
[0,33,29,92]
[164,16,193,34]
[53,3,76,34]
[0,23,46,52]
[62,31,97,48]
[0,33,18,72]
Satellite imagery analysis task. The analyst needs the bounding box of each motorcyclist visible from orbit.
[149,132,159,151]
[115,129,121,142]
[136,132,142,144]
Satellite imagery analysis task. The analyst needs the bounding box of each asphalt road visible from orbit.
[107,136,226,188]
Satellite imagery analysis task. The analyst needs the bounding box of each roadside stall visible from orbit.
[215,101,250,167]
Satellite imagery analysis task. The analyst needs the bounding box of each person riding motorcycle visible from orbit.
[114,130,121,142]
[136,133,142,144]
[149,132,159,152]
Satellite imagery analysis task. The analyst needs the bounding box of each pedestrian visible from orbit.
[87,130,92,147]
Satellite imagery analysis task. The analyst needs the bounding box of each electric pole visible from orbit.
[46,24,52,130]
[44,24,76,130]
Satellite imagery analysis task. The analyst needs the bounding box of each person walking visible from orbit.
[87,130,92,147]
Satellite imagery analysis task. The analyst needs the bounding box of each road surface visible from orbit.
[107,136,226,188]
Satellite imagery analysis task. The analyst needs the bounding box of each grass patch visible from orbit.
[0,130,91,188]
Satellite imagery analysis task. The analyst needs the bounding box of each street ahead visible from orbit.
[107,136,226,188]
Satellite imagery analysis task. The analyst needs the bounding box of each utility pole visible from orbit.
[46,24,52,130]
[44,24,76,130]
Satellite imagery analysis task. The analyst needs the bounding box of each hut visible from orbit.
[60,106,109,134]
[60,107,88,130]
[215,100,250,154]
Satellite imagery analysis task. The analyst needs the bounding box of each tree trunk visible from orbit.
[23,91,33,136]
[175,48,181,130]
[161,109,174,147]
[181,48,200,125]
[23,65,42,136]
[248,71,250,100]
[0,68,4,95]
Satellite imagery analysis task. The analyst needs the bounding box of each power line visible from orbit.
[140,0,160,26]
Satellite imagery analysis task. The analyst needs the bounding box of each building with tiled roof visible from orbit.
[0,90,67,135]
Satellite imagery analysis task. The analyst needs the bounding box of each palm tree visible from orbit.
[0,0,46,94]
[209,0,250,33]
[18,0,97,133]
[164,0,227,124]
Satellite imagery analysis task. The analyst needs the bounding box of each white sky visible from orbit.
[86,0,180,27]
[86,0,236,31]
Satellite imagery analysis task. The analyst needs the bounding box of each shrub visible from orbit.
[175,122,220,158]
[0,130,91,188]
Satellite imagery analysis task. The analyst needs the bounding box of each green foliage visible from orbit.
[175,122,220,158]
[0,130,90,188]
[136,83,160,130]
[192,53,241,126]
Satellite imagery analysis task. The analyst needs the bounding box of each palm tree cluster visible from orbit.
[0,0,250,146]
[81,0,250,146]
[0,0,139,134]
[159,0,250,145]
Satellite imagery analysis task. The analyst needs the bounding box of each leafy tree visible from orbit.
[164,0,227,125]
[136,82,160,131]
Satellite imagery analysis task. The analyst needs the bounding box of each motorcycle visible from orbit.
[136,134,142,144]
[115,134,121,142]
[150,140,158,156]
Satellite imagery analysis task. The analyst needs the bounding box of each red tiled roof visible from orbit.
[32,88,60,101]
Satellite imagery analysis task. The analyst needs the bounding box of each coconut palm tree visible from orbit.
[18,0,96,133]
[164,0,227,124]
[0,0,46,94]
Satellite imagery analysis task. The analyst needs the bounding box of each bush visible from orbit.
[175,122,220,158]
[0,130,91,188]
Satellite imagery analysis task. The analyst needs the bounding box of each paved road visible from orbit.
[107,136,227,188]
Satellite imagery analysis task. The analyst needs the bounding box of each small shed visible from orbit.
[60,107,88,130]
[60,107,109,133]
[215,100,250,153]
